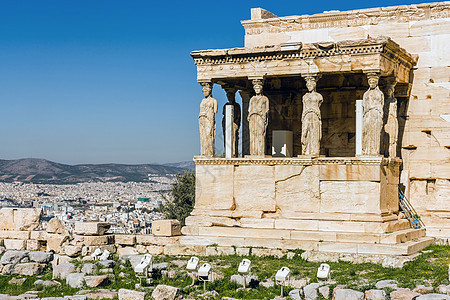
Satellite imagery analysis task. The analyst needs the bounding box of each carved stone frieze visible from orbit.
[193,156,396,166]
[241,2,449,34]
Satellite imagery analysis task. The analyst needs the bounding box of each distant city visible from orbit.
[0,158,195,234]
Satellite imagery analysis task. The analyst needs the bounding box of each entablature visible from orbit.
[191,37,416,88]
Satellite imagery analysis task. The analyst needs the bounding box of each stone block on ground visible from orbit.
[34,280,61,287]
[119,255,144,269]
[0,231,31,240]
[416,294,450,299]
[66,273,85,288]
[81,263,97,275]
[29,251,53,263]
[289,289,303,300]
[118,289,145,300]
[13,263,44,276]
[0,208,42,231]
[163,244,206,256]
[53,263,75,280]
[152,219,181,236]
[46,218,66,234]
[80,235,114,246]
[365,289,386,300]
[151,284,180,300]
[0,250,27,265]
[46,234,69,252]
[390,288,421,300]
[319,285,330,299]
[98,260,115,268]
[438,284,450,295]
[304,282,323,300]
[8,278,27,285]
[413,285,434,294]
[334,289,364,300]
[26,240,40,251]
[64,246,82,257]
[114,235,135,246]
[375,279,398,289]
[84,275,109,288]
[74,222,111,236]
[1,264,14,275]
[116,247,138,256]
[3,239,26,250]
[83,291,118,299]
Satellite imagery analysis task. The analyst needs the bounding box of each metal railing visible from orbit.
[399,189,425,229]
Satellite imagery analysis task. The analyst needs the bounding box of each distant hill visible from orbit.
[0,158,185,184]
[163,161,195,171]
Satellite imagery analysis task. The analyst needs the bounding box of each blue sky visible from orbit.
[0,0,431,164]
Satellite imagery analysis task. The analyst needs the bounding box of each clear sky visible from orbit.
[0,0,432,164]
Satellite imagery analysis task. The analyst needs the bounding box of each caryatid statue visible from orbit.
[222,86,241,157]
[384,77,398,157]
[362,72,384,156]
[198,82,218,156]
[301,75,323,156]
[248,79,269,156]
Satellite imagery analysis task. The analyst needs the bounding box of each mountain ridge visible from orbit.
[0,158,189,184]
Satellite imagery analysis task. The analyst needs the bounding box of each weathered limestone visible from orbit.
[4,239,26,250]
[236,2,450,239]
[118,289,145,300]
[198,82,217,157]
[74,222,110,236]
[46,218,66,234]
[0,208,41,231]
[248,79,269,156]
[152,220,181,237]
[183,156,431,257]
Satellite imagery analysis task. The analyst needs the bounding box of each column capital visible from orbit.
[301,73,320,80]
[248,76,264,84]
[363,69,382,77]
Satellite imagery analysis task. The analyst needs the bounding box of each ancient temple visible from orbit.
[182,2,450,256]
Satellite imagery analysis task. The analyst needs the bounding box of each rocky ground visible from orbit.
[0,245,449,299]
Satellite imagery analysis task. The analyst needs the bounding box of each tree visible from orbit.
[158,170,195,226]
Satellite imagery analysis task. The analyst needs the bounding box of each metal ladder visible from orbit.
[398,189,425,229]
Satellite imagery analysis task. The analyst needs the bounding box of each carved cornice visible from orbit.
[191,38,415,70]
[193,156,395,166]
[241,2,450,35]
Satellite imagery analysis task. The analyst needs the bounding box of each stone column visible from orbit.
[222,86,240,158]
[300,74,323,156]
[383,77,398,157]
[248,78,269,156]
[198,82,218,157]
[224,105,234,158]
[362,71,384,156]
[355,100,363,156]
[239,90,251,156]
